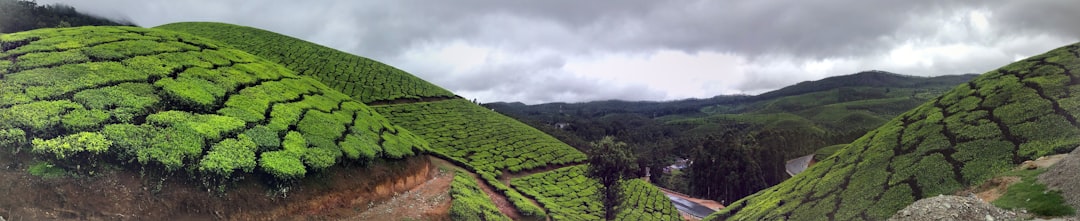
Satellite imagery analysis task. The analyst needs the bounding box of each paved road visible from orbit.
[665,192,717,219]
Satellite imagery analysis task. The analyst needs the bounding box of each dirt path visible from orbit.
[348,162,453,221]
[468,173,523,220]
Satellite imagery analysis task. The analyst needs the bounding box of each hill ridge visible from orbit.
[707,42,1080,220]
[156,22,456,104]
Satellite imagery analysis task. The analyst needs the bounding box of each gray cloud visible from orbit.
[38,0,1080,104]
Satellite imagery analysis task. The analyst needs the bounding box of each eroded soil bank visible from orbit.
[0,151,433,221]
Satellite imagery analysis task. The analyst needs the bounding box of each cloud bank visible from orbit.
[41,0,1080,104]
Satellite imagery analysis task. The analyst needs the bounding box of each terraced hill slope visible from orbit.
[156,22,455,104]
[157,22,675,220]
[0,26,428,182]
[707,43,1080,220]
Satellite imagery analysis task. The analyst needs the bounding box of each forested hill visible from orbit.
[487,71,977,119]
[483,71,978,204]
[0,0,134,33]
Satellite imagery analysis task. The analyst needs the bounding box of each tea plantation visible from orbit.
[512,165,681,221]
[0,26,429,182]
[707,43,1080,220]
[449,169,513,221]
[0,24,688,220]
[156,22,455,104]
[373,99,587,177]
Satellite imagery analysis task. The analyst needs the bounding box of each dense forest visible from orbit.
[0,0,133,33]
[486,71,979,203]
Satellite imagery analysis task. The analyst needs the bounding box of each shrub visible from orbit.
[31,132,111,159]
[0,100,82,134]
[0,128,27,149]
[260,150,306,180]
[155,77,225,111]
[199,134,258,176]
[243,126,280,152]
[61,108,110,131]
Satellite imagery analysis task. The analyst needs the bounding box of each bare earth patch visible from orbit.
[349,158,454,221]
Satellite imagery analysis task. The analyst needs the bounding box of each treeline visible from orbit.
[0,0,134,33]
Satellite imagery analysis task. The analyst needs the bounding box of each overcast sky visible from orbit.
[40,0,1080,104]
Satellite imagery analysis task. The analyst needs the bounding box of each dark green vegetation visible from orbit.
[586,136,639,219]
[0,26,428,184]
[487,71,976,202]
[512,165,681,221]
[706,43,1080,220]
[0,0,133,33]
[373,99,587,176]
[449,170,513,221]
[992,169,1075,216]
[156,22,455,103]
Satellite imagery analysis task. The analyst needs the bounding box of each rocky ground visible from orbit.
[891,146,1080,221]
[889,195,1023,221]
[1039,146,1080,211]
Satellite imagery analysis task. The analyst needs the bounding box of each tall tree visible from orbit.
[689,131,770,204]
[586,136,638,220]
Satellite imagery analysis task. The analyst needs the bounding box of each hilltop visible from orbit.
[706,41,1080,220]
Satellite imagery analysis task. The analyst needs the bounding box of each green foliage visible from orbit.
[72,83,160,123]
[157,22,455,103]
[60,108,109,131]
[0,128,27,148]
[0,100,82,134]
[374,99,585,176]
[0,26,429,185]
[31,131,111,159]
[512,165,679,221]
[449,170,512,221]
[199,134,258,176]
[992,169,1075,216]
[586,136,638,220]
[261,131,308,180]
[615,179,682,221]
[706,41,1080,220]
[146,111,245,141]
[260,150,306,180]
[243,126,280,152]
[27,161,66,179]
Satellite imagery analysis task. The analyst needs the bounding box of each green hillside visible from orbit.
[156,22,455,104]
[450,169,513,221]
[511,165,681,221]
[156,22,678,220]
[707,43,1080,220]
[0,26,428,182]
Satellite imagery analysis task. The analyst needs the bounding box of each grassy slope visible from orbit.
[159,22,676,219]
[707,43,1080,220]
[0,26,428,181]
[156,22,455,104]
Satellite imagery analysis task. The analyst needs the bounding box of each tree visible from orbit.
[688,131,770,204]
[586,136,638,220]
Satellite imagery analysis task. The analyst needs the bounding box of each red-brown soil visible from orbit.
[0,150,434,221]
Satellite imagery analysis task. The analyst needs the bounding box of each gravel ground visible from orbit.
[888,195,1024,221]
[1039,146,1080,210]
